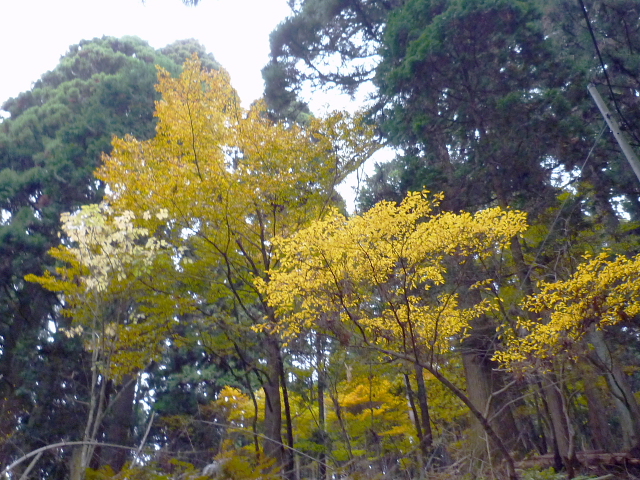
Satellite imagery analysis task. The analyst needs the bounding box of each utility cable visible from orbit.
[519,121,607,291]
[486,122,606,360]
[577,0,640,146]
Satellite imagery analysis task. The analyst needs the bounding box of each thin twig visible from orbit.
[133,411,156,465]
[18,451,42,480]
[2,442,139,479]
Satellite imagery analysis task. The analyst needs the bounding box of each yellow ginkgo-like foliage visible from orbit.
[260,190,528,358]
[90,56,381,375]
[97,55,379,290]
[496,251,640,368]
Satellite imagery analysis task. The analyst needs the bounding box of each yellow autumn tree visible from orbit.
[285,347,420,476]
[497,250,640,450]
[497,251,640,366]
[93,54,379,469]
[260,190,528,480]
[25,203,186,479]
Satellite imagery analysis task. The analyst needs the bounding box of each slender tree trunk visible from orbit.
[582,370,614,452]
[414,364,433,452]
[263,335,284,466]
[416,356,519,480]
[73,342,109,480]
[532,384,549,455]
[588,328,640,452]
[278,351,296,480]
[541,372,576,471]
[328,383,353,462]
[100,374,137,473]
[245,373,261,457]
[535,378,563,471]
[404,373,425,467]
[316,335,327,480]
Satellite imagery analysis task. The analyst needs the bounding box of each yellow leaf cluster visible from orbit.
[496,251,640,368]
[286,360,418,460]
[261,190,528,357]
[209,386,254,426]
[88,55,381,357]
[96,55,379,293]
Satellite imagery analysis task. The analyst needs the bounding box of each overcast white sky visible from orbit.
[0,0,291,108]
[0,0,388,208]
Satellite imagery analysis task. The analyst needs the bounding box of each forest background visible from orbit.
[2,0,640,480]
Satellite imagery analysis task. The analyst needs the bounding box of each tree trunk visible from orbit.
[413,355,519,480]
[458,260,522,462]
[328,383,353,462]
[263,335,284,466]
[404,373,425,467]
[100,374,137,473]
[461,320,521,455]
[278,350,296,480]
[316,335,327,480]
[581,365,615,452]
[588,328,640,452]
[414,365,433,455]
[541,372,575,471]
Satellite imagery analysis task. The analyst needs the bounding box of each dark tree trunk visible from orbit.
[100,374,137,473]
[541,372,577,473]
[414,365,433,454]
[404,373,425,461]
[263,335,284,466]
[278,350,296,480]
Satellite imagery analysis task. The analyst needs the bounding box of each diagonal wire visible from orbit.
[518,121,607,291]
[577,0,640,146]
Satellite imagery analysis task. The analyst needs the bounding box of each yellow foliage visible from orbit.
[209,449,280,480]
[95,53,379,335]
[26,203,189,380]
[330,366,415,458]
[261,190,528,359]
[97,54,376,252]
[497,250,640,369]
[417,360,467,426]
[211,386,254,424]
[29,54,379,379]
